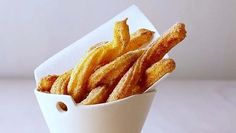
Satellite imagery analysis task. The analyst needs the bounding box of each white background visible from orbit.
[0,0,236,80]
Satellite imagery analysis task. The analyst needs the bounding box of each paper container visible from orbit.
[34,5,169,133]
[35,90,155,133]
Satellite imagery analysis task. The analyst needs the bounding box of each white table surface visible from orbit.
[0,79,235,133]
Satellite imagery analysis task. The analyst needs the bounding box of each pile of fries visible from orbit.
[37,18,186,105]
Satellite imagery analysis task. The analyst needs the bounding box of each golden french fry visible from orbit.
[49,69,72,110]
[88,29,154,52]
[88,41,109,52]
[81,86,110,105]
[37,75,58,92]
[130,85,143,95]
[87,49,145,90]
[39,19,186,106]
[50,70,72,95]
[130,59,175,95]
[68,19,130,102]
[68,20,155,103]
[144,59,175,89]
[107,23,186,102]
[124,29,154,53]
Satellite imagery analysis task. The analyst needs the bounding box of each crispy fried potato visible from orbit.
[131,85,143,95]
[37,75,58,92]
[87,49,145,90]
[129,59,175,95]
[81,86,110,105]
[107,23,186,102]
[88,41,109,52]
[50,69,72,95]
[68,19,130,102]
[124,29,154,53]
[88,29,154,52]
[144,59,175,89]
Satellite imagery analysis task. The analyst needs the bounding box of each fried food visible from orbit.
[88,29,154,52]
[131,85,143,95]
[50,70,72,95]
[37,75,58,92]
[107,23,186,102]
[68,19,155,103]
[127,59,176,95]
[88,41,109,51]
[87,49,145,90]
[124,29,154,53]
[37,19,186,105]
[144,59,176,89]
[68,19,130,103]
[128,59,175,95]
[81,86,110,105]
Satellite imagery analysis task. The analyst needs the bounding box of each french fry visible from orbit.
[88,41,109,52]
[124,29,154,53]
[68,19,130,102]
[37,19,186,105]
[129,59,175,95]
[131,85,143,95]
[81,86,110,105]
[107,23,186,102]
[37,75,58,92]
[87,49,145,90]
[68,19,155,103]
[88,29,154,52]
[50,69,72,95]
[144,58,175,89]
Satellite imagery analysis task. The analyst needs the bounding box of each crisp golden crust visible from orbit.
[144,58,176,89]
[140,23,186,67]
[67,19,130,103]
[87,49,144,90]
[124,29,154,53]
[131,85,143,95]
[50,69,72,95]
[88,41,109,52]
[113,18,130,51]
[38,21,186,105]
[107,23,186,102]
[81,86,110,105]
[67,41,109,102]
[37,75,58,92]
[127,59,175,95]
[88,29,153,52]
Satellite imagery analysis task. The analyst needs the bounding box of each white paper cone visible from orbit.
[35,90,156,133]
[34,5,168,133]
